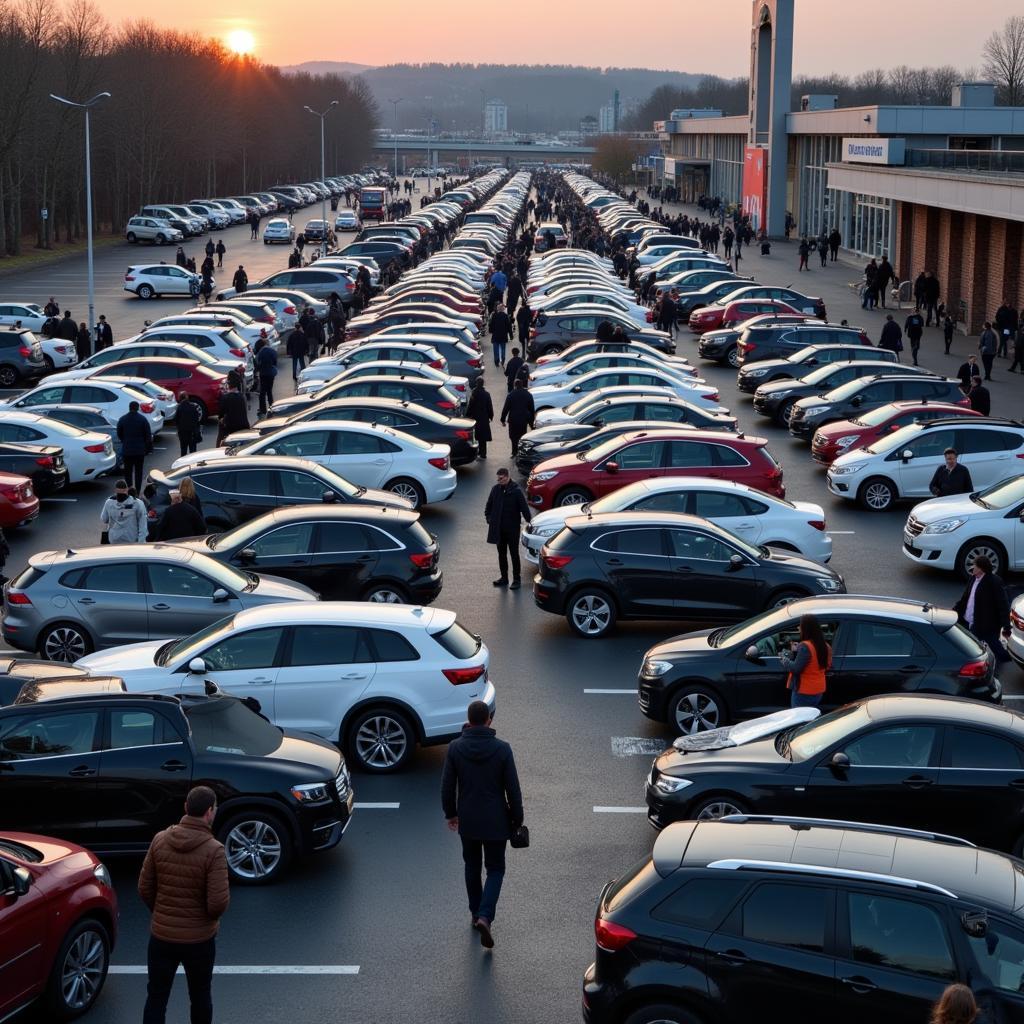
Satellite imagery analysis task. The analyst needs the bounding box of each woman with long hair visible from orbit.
[779,613,831,709]
[930,984,977,1024]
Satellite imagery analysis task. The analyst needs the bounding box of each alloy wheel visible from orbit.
[673,692,721,734]
[389,480,421,505]
[964,543,1002,576]
[355,715,409,769]
[570,594,611,636]
[696,800,743,821]
[61,929,107,1011]
[367,588,403,604]
[864,480,893,510]
[224,820,283,880]
[44,626,87,662]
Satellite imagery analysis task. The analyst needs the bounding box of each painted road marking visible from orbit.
[612,737,666,757]
[1003,695,1024,701]
[584,688,635,694]
[43,497,78,502]
[110,966,360,975]
[352,802,400,809]
[828,531,856,535]
[593,806,647,814]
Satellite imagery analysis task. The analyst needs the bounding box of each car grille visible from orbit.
[334,763,351,801]
[638,690,650,711]
[789,407,805,422]
[905,516,925,539]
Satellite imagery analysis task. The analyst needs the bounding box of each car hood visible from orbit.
[763,549,844,582]
[251,574,320,601]
[908,492,984,524]
[260,730,343,775]
[646,628,716,659]
[755,378,819,399]
[531,450,591,474]
[172,447,230,470]
[76,639,166,675]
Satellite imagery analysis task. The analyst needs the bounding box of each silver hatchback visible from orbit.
[2,544,318,661]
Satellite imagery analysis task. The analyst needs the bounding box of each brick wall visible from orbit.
[985,219,1008,327]
[959,215,992,334]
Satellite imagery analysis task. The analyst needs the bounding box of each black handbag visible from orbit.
[510,824,530,849]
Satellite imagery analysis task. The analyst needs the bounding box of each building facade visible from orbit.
[484,99,508,136]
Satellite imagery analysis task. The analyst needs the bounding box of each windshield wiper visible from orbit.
[759,544,771,558]
[205,533,222,550]
[154,639,176,667]
[708,626,724,647]
[244,571,259,591]
[970,492,991,510]
[774,726,795,760]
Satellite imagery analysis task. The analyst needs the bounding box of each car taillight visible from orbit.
[437,400,456,410]
[807,519,827,531]
[284,305,297,314]
[742,342,756,352]
[453,383,466,392]
[541,553,573,570]
[84,443,106,453]
[860,332,870,343]
[18,346,31,357]
[530,328,537,338]
[35,456,53,467]
[140,402,154,413]
[124,274,135,281]
[959,658,989,678]
[701,393,719,402]
[428,455,450,470]
[230,347,245,357]
[148,508,158,519]
[595,918,636,953]
[409,551,434,569]
[1012,608,1024,631]
[467,357,482,367]
[429,359,444,369]
[957,397,971,407]
[443,665,486,685]
[345,282,354,290]
[55,345,68,354]
[454,429,472,440]
[6,591,31,605]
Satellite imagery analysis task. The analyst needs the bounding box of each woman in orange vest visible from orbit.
[780,614,831,709]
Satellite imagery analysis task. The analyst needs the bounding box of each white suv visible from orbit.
[125,217,183,245]
[828,417,1024,512]
[76,603,496,772]
[123,264,199,299]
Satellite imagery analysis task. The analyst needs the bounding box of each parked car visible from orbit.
[527,312,675,359]
[77,603,495,774]
[0,471,38,528]
[737,342,898,393]
[334,210,360,231]
[637,595,999,734]
[734,322,873,365]
[298,341,447,387]
[270,375,462,421]
[0,657,93,705]
[122,264,202,300]
[530,367,719,414]
[689,298,803,335]
[0,328,47,388]
[534,511,843,637]
[0,412,115,483]
[263,218,296,244]
[89,358,227,420]
[0,442,67,495]
[125,215,182,245]
[0,683,353,884]
[2,379,163,435]
[696,316,822,365]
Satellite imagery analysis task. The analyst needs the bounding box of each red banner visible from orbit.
[742,145,767,231]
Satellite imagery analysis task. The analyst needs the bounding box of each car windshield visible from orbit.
[184,696,282,756]
[156,614,237,666]
[712,607,791,648]
[862,423,924,456]
[855,403,904,427]
[781,703,871,761]
[823,378,872,403]
[972,475,1024,511]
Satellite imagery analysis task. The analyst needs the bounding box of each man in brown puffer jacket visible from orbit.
[139,785,229,1024]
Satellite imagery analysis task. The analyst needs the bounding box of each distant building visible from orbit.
[599,105,616,133]
[484,99,508,136]
[579,115,599,136]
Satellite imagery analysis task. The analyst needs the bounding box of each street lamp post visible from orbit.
[388,98,403,180]
[303,101,338,257]
[50,91,110,340]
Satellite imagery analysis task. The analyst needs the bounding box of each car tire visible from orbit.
[217,809,292,885]
[385,476,425,509]
[777,398,797,427]
[566,588,617,638]
[541,344,564,356]
[858,476,896,512]
[190,397,208,421]
[766,588,809,609]
[624,1003,704,1024]
[264,238,270,244]
[669,684,727,734]
[554,486,592,507]
[724,346,740,369]
[136,284,155,300]
[691,796,748,821]
[43,355,55,371]
[126,232,137,243]
[363,582,410,604]
[0,364,19,388]
[155,233,167,244]
[42,917,111,1021]
[348,707,415,773]
[956,538,1007,581]
[39,621,93,662]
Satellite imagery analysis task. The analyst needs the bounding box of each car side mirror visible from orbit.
[571,385,582,393]
[901,448,914,461]
[4,865,30,899]
[830,751,850,772]
[744,644,763,663]
[592,418,604,428]
[212,588,230,603]
[188,657,207,675]
[850,396,862,407]
[727,553,745,571]
[605,461,619,474]
[961,909,988,938]
[263,448,276,456]
[238,548,256,563]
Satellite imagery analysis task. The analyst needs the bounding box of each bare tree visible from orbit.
[983,15,1024,105]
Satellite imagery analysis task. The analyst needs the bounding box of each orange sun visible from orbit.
[226,29,255,56]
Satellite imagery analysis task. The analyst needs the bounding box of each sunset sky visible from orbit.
[120,0,1010,75]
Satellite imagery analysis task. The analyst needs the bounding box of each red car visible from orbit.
[97,357,227,419]
[0,831,117,1020]
[0,471,38,528]
[375,290,480,315]
[688,298,802,335]
[526,428,784,510]
[810,401,984,465]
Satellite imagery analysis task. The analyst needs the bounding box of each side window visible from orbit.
[194,470,231,493]
[948,728,1024,769]
[201,627,285,671]
[146,564,218,598]
[0,711,100,760]
[251,523,315,557]
[365,628,420,662]
[651,876,748,929]
[263,430,332,458]
[317,522,370,552]
[278,471,325,500]
[108,709,165,750]
[377,383,410,400]
[862,381,898,403]
[609,529,665,557]
[338,382,373,397]
[845,620,929,657]
[232,469,276,495]
[629,490,689,514]
[692,492,751,518]
[847,894,955,980]
[738,884,829,953]
[70,386,114,404]
[289,625,372,666]
[844,726,939,768]
[957,429,1022,455]
[666,441,713,468]
[613,441,662,470]
[336,432,386,455]
[905,430,957,459]
[668,530,734,562]
[711,445,749,467]
[362,526,403,551]
[967,918,1024,995]
[80,563,140,593]
[21,386,66,406]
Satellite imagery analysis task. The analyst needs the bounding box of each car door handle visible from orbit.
[356,555,374,562]
[897,665,922,674]
[160,760,188,773]
[734,522,755,530]
[151,603,171,611]
[676,566,693,573]
[371,459,388,465]
[78,597,95,605]
[224,499,242,506]
[604,558,623,565]
[840,976,878,993]
[902,775,934,789]
[247,677,273,685]
[1010,779,1024,790]
[342,672,368,680]
[713,949,749,966]
[68,764,96,778]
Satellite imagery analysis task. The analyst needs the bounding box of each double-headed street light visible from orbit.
[50,91,110,338]
[303,100,338,257]
[389,98,403,180]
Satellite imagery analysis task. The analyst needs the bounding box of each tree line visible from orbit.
[0,0,378,259]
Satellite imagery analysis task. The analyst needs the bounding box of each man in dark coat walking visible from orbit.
[929,448,974,497]
[504,348,526,393]
[904,310,924,365]
[155,489,206,541]
[287,325,308,380]
[488,302,512,367]
[232,265,248,295]
[500,379,535,457]
[484,467,531,589]
[967,376,991,416]
[216,375,249,445]
[954,554,1011,664]
[515,302,532,345]
[117,400,153,493]
[95,314,113,350]
[466,378,493,459]
[441,699,523,949]
[878,315,903,359]
[175,391,203,458]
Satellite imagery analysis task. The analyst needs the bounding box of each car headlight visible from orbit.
[829,464,862,475]
[653,775,693,795]
[816,577,844,591]
[533,524,560,538]
[746,368,769,378]
[532,470,558,482]
[93,863,111,887]
[802,405,828,416]
[290,782,330,803]
[922,518,966,534]
[834,435,860,449]
[642,658,673,678]
[769,389,792,399]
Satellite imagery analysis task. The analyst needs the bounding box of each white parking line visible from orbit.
[1002,695,1024,702]
[584,688,635,694]
[110,965,360,975]
[352,802,400,809]
[828,531,856,535]
[593,806,647,813]
[43,497,78,502]
[611,737,665,757]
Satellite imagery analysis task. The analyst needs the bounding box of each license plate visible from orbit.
[903,531,914,547]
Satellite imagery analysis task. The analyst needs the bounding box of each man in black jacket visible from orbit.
[484,467,531,589]
[156,489,206,541]
[117,401,153,493]
[441,699,523,949]
[967,375,991,416]
[957,354,980,389]
[504,348,526,393]
[175,391,203,458]
[501,379,535,458]
[929,448,974,497]
[216,376,249,445]
[488,302,512,367]
[954,554,1010,664]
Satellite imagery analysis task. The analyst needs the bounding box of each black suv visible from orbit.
[753,361,929,426]
[734,323,871,366]
[176,504,442,604]
[146,455,411,534]
[0,329,47,388]
[737,343,898,393]
[269,375,461,420]
[637,595,1000,735]
[789,374,969,439]
[0,657,91,706]
[533,512,845,639]
[584,816,1024,1024]
[0,683,353,884]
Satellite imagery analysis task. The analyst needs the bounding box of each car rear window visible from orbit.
[10,566,45,590]
[406,520,434,549]
[431,621,480,659]
[943,623,985,658]
[651,876,748,928]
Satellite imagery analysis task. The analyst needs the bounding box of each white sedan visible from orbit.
[521,476,832,565]
[263,218,296,244]
[531,353,700,388]
[40,371,177,423]
[0,411,116,483]
[170,420,456,509]
[530,367,720,413]
[2,379,164,435]
[295,360,468,399]
[534,386,730,429]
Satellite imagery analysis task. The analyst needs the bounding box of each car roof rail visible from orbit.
[707,859,958,898]
[717,814,975,848]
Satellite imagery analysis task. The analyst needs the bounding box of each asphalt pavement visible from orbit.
[4,182,1023,1023]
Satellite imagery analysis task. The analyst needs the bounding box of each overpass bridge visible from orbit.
[371,136,594,170]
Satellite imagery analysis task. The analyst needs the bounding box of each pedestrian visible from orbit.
[979,322,998,380]
[797,237,810,272]
[232,265,248,295]
[904,310,924,364]
[930,447,974,497]
[100,479,148,544]
[780,614,831,709]
[249,210,259,240]
[215,238,225,268]
[43,296,59,317]
[216,374,249,445]
[817,230,828,267]
[914,270,927,311]
[95,314,113,350]
[138,785,229,1024]
[441,699,523,950]
[828,227,841,261]
[175,390,203,457]
[930,984,977,1024]
[943,312,956,355]
[155,488,206,541]
[179,476,203,517]
[175,246,187,268]
[204,238,215,261]
[466,377,493,459]
[967,375,991,416]
[994,297,1019,359]
[287,323,308,380]
[1013,323,1024,373]
[878,314,903,360]
[488,302,511,367]
[515,301,532,345]
[500,378,535,458]
[954,553,1011,664]
[923,271,941,326]
[504,347,525,394]
[199,275,213,305]
[957,354,980,389]
[75,320,92,360]
[485,465,532,587]
[117,400,152,493]
[255,337,278,416]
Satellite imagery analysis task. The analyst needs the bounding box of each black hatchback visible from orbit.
[174,504,442,604]
[533,512,845,638]
[637,595,1000,735]
[736,343,899,393]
